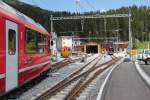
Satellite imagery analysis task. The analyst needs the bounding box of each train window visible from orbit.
[8,29,16,55]
[37,33,45,53]
[25,28,37,53]
[25,28,45,54]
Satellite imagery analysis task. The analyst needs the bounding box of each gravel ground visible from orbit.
[15,54,99,100]
[17,64,83,100]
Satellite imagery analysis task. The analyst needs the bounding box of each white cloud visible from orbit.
[100,9,107,13]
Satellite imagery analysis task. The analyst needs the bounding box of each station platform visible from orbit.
[104,62,150,100]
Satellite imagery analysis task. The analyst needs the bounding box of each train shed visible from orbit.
[84,42,101,54]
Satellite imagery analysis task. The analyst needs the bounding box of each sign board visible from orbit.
[130,49,137,56]
[130,49,137,61]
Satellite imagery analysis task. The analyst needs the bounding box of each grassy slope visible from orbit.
[134,41,150,49]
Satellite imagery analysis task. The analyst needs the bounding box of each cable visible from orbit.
[84,0,96,11]
[75,0,85,13]
[78,3,85,12]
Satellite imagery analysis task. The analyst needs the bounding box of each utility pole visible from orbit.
[89,31,91,41]
[147,33,150,49]
[51,15,53,33]
[116,29,119,52]
[50,15,53,53]
[149,35,150,49]
[104,18,107,33]
[72,32,74,54]
[81,20,84,32]
[128,11,132,51]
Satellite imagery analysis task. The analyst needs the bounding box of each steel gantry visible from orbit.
[50,14,132,51]
[51,14,129,20]
[73,37,118,40]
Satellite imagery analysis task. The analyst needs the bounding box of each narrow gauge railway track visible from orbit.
[110,55,118,60]
[1,55,99,100]
[51,59,74,71]
[64,57,119,100]
[33,55,119,100]
[32,55,102,100]
[51,54,90,72]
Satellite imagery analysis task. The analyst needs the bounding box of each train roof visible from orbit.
[0,1,49,35]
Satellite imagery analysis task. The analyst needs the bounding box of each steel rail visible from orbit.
[65,57,119,100]
[51,55,87,71]
[34,55,102,100]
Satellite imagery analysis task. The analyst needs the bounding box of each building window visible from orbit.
[8,29,16,55]
[25,28,45,54]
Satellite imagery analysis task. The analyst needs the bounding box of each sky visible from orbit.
[19,0,150,12]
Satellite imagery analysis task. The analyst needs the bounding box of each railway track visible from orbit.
[51,54,90,72]
[109,55,118,60]
[1,54,98,100]
[65,58,118,100]
[51,59,74,71]
[33,55,120,100]
[31,55,102,100]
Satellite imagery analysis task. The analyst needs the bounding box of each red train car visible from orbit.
[0,1,50,95]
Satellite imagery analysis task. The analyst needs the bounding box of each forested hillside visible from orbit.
[2,0,150,43]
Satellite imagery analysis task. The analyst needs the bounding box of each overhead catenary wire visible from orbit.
[84,0,96,11]
[75,0,86,13]
[84,0,97,35]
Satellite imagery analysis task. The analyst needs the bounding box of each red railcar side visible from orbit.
[0,1,51,96]
[0,14,6,95]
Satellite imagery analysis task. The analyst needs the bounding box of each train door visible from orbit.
[5,20,18,92]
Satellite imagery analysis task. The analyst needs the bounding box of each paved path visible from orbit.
[140,63,150,76]
[104,62,150,100]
